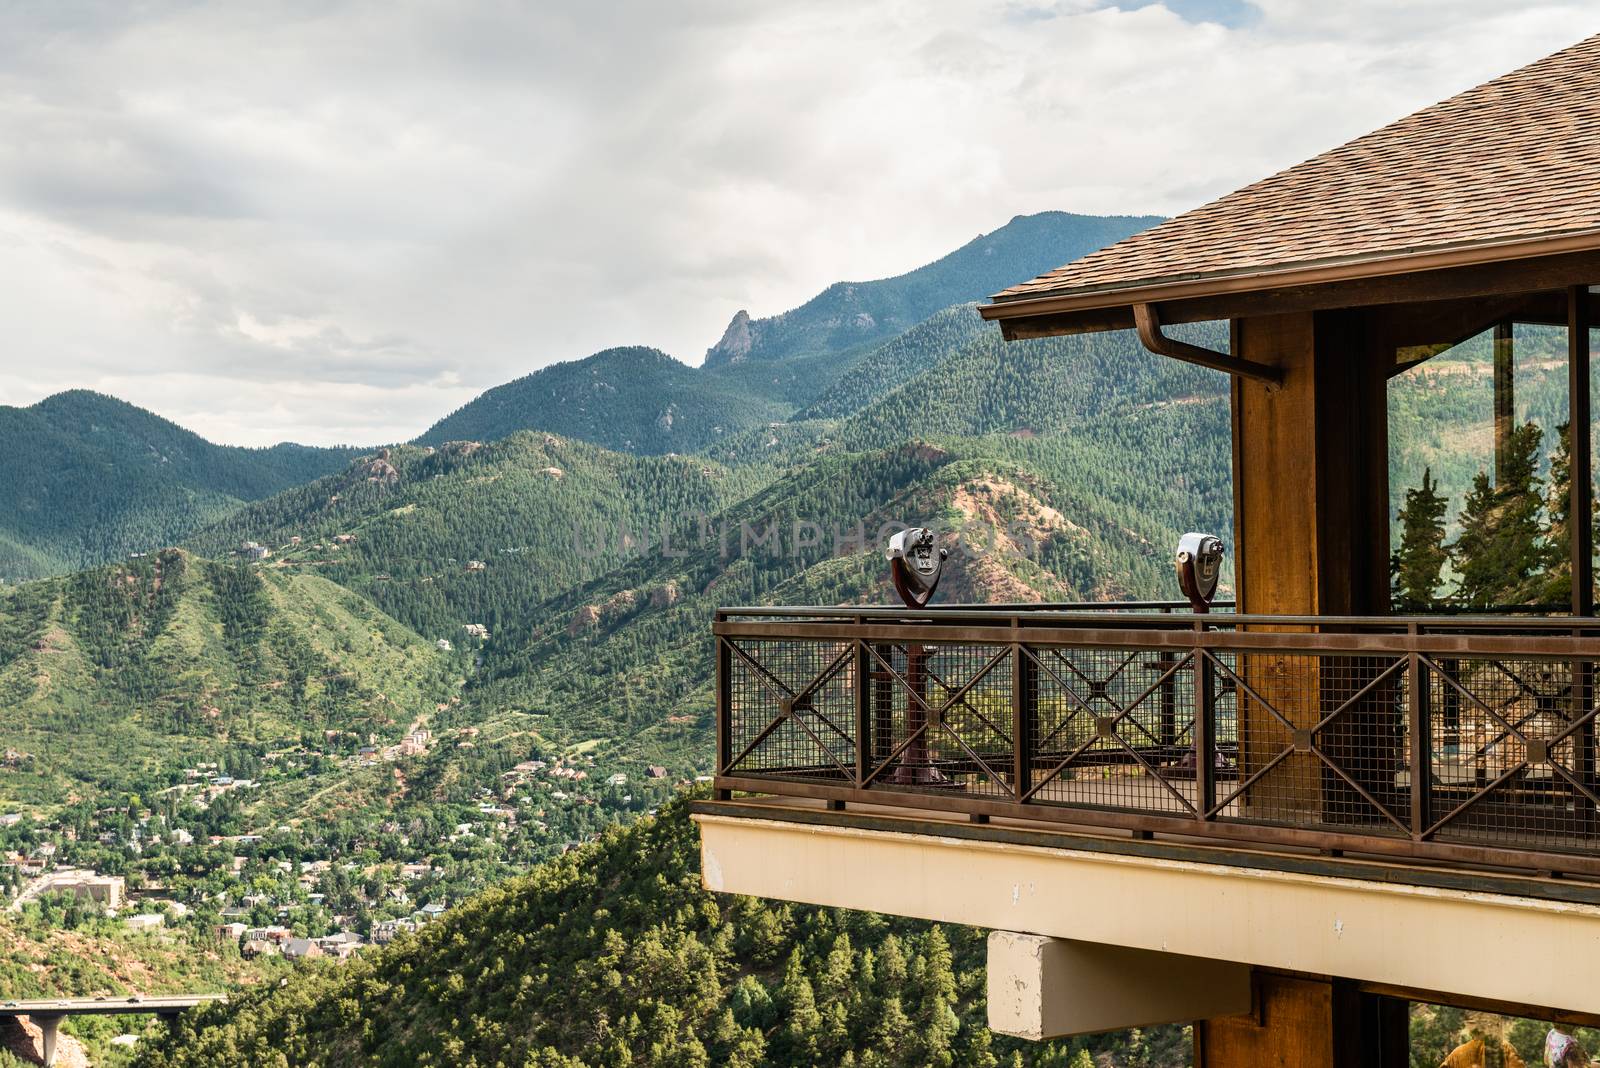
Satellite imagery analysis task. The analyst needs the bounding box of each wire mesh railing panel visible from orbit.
[1427,656,1600,850]
[1214,651,1409,834]
[724,638,856,782]
[925,643,1014,799]
[1026,645,1199,815]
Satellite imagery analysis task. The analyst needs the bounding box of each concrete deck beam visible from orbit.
[986,932,1251,1040]
[695,812,1600,1018]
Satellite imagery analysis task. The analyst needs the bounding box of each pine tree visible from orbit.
[1392,467,1449,610]
[874,996,914,1067]
[1452,421,1546,606]
[821,931,856,1007]
[777,949,822,1063]
[1540,421,1598,607]
[1454,471,1500,607]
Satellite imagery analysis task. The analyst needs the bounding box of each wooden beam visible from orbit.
[999,307,1135,340]
[988,250,1600,342]
[1197,973,1406,1068]
[1382,292,1560,378]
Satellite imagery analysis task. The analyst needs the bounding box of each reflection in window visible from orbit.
[1389,313,1575,610]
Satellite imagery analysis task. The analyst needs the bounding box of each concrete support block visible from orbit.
[34,1014,60,1067]
[986,932,1252,1041]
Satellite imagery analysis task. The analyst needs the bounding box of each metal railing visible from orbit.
[713,606,1600,877]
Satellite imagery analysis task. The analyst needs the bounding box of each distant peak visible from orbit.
[703,310,754,367]
[34,388,133,411]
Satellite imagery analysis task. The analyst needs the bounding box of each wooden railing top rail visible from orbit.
[715,605,1600,632]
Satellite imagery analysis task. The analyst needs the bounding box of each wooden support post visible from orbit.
[1231,311,1391,819]
[1494,320,1516,486]
[1568,287,1594,824]
[1196,973,1408,1068]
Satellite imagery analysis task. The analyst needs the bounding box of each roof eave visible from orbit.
[979,226,1600,330]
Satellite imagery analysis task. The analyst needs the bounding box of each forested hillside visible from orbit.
[0,392,356,582]
[136,797,1189,1068]
[471,414,1230,779]
[187,436,766,641]
[796,304,992,421]
[0,548,453,806]
[416,346,789,454]
[835,322,1228,449]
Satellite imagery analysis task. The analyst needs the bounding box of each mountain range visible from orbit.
[4,204,1530,813]
[1,212,1163,588]
[0,206,1555,1067]
[0,209,1236,809]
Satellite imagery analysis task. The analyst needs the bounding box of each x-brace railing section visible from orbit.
[1205,652,1411,832]
[860,642,1017,796]
[722,638,858,780]
[1022,647,1199,815]
[1420,654,1600,840]
[1452,657,1576,764]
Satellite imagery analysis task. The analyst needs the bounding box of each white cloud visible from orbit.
[0,0,1592,445]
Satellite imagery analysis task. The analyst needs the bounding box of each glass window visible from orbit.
[1387,293,1574,611]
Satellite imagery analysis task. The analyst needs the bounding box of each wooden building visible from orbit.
[697,33,1600,1065]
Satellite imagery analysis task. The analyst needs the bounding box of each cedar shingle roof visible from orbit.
[991,33,1600,306]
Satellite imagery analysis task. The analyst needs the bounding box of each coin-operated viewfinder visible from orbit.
[885,527,955,787]
[887,527,948,609]
[1175,532,1224,613]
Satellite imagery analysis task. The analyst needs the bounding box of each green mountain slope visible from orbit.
[836,322,1229,449]
[138,797,1180,1068]
[173,304,1235,784]
[1387,323,1572,538]
[416,346,789,454]
[468,415,1231,779]
[702,211,1163,368]
[0,391,357,582]
[0,548,452,806]
[187,434,768,641]
[795,304,991,421]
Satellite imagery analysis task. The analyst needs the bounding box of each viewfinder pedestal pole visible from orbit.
[886,528,955,787]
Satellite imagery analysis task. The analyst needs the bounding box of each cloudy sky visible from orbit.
[0,1,1593,446]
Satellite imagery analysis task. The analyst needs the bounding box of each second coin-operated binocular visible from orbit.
[1175,532,1224,613]
[887,527,948,609]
